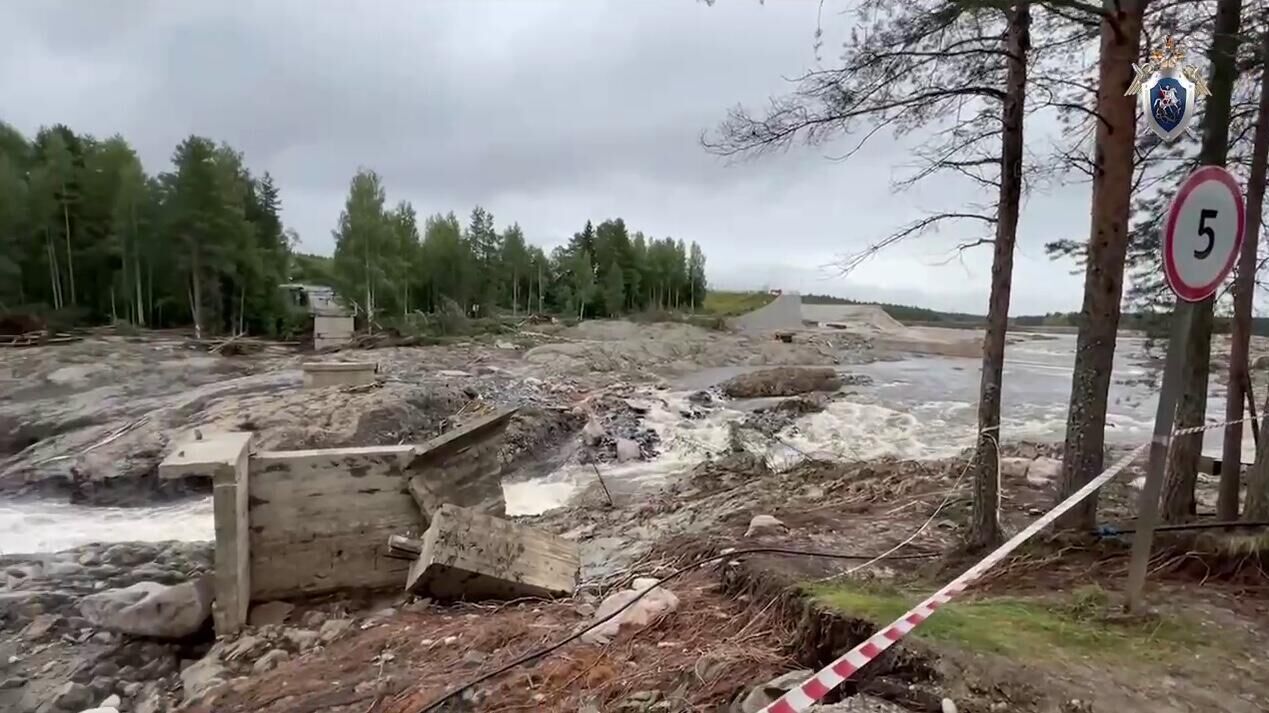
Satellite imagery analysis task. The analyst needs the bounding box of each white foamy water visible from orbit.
[504,390,742,516]
[0,498,214,554]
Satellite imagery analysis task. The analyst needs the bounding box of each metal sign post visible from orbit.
[1126,166,1245,612]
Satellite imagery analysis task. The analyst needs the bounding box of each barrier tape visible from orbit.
[758,442,1149,713]
[762,415,1259,712]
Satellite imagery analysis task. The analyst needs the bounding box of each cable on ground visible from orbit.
[412,545,940,712]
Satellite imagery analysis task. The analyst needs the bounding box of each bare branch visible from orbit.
[834,212,998,277]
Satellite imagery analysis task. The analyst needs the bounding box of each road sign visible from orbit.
[1127,164,1246,612]
[1162,165,1245,301]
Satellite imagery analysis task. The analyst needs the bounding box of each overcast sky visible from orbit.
[1,0,1100,315]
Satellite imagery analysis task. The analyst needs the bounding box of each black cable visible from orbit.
[413,545,939,712]
[1096,519,1269,536]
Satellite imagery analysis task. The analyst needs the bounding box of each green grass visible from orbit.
[702,290,776,317]
[807,581,1207,665]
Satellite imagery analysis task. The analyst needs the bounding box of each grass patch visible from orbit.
[807,581,1206,665]
[702,290,776,317]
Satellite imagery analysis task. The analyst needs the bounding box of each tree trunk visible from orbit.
[969,0,1029,549]
[513,269,519,317]
[1221,28,1269,519]
[190,248,203,341]
[1054,0,1147,530]
[1247,390,1269,517]
[1160,0,1242,523]
[62,191,76,306]
[46,229,63,310]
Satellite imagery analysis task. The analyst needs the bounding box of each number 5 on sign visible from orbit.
[1163,166,1246,302]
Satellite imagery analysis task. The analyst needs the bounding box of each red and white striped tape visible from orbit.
[760,442,1149,713]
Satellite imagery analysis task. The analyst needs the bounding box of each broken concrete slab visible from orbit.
[301,361,378,389]
[406,504,579,600]
[406,408,518,519]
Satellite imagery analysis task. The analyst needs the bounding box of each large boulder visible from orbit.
[79,577,213,639]
[721,367,843,398]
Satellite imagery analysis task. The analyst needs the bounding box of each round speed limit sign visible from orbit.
[1163,165,1246,302]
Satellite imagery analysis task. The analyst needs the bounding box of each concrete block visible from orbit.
[406,504,579,600]
[158,432,253,481]
[248,445,419,599]
[159,431,252,635]
[314,315,354,350]
[301,361,378,388]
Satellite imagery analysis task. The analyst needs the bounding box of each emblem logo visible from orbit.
[1126,37,1209,142]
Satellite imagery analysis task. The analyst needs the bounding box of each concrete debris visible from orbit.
[583,579,679,645]
[942,698,958,713]
[406,407,518,520]
[406,504,580,600]
[247,600,294,627]
[98,694,121,709]
[79,578,213,639]
[733,669,813,713]
[301,361,378,389]
[744,514,788,538]
[720,366,843,398]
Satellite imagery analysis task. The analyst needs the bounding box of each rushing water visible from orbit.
[2,333,1251,551]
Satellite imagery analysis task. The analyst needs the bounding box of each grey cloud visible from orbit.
[1,0,1097,315]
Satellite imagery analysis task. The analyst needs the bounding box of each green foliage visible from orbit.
[808,581,1206,664]
[0,120,294,334]
[603,259,625,317]
[703,290,775,316]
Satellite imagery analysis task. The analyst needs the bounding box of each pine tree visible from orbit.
[603,259,624,317]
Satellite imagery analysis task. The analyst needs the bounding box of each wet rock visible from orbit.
[21,613,60,638]
[614,438,642,463]
[1254,355,1269,370]
[1026,457,1062,484]
[318,618,352,643]
[582,418,606,446]
[248,601,294,627]
[584,579,678,644]
[79,578,212,639]
[0,591,74,625]
[300,609,327,628]
[744,514,788,538]
[222,634,266,662]
[89,661,119,680]
[88,676,116,698]
[773,392,830,415]
[733,669,813,713]
[251,649,289,675]
[283,628,318,651]
[720,367,842,398]
[47,681,92,711]
[180,655,227,703]
[687,390,714,405]
[99,693,122,709]
[999,457,1030,479]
